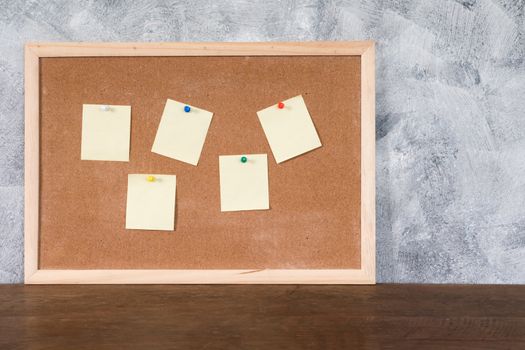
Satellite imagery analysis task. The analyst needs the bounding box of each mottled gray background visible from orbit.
[0,0,524,283]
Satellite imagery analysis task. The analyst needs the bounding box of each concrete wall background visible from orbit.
[1,0,524,283]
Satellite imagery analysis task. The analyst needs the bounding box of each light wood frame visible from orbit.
[24,42,375,284]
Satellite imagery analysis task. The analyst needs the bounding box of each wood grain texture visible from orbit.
[360,43,376,283]
[26,41,374,57]
[0,284,524,349]
[24,46,39,280]
[25,268,374,284]
[25,41,375,284]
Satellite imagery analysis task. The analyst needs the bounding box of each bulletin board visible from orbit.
[24,42,375,284]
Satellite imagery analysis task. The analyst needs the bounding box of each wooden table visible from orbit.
[1,285,524,349]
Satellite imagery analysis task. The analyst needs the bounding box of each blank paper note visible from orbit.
[81,104,131,162]
[257,95,322,163]
[219,154,269,212]
[151,99,213,166]
[125,174,177,231]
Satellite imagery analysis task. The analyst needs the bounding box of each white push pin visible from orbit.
[99,105,110,112]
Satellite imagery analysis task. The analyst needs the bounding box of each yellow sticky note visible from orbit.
[151,99,213,166]
[125,174,177,231]
[219,154,269,212]
[81,104,131,162]
[257,95,322,163]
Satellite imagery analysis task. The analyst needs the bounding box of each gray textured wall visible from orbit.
[0,0,524,283]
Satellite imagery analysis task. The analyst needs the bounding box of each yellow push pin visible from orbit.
[146,175,156,182]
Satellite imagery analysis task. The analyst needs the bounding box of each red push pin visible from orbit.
[277,102,285,109]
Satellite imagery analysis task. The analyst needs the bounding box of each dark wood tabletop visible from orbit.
[1,284,524,349]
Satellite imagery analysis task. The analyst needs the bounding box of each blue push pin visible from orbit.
[184,105,191,113]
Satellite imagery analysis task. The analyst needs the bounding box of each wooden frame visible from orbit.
[24,42,375,284]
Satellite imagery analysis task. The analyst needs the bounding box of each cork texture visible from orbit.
[38,55,361,269]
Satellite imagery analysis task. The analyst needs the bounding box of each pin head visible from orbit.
[146,175,156,182]
[100,105,110,112]
[278,102,285,109]
[240,156,248,163]
[184,105,191,113]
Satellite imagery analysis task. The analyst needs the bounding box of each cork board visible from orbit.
[25,42,375,284]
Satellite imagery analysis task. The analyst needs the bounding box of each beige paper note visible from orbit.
[219,154,269,212]
[81,104,131,161]
[125,174,177,231]
[151,99,213,166]
[257,95,322,163]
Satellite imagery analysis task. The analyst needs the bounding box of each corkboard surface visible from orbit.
[39,55,361,269]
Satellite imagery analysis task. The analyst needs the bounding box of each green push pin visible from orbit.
[240,156,248,163]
